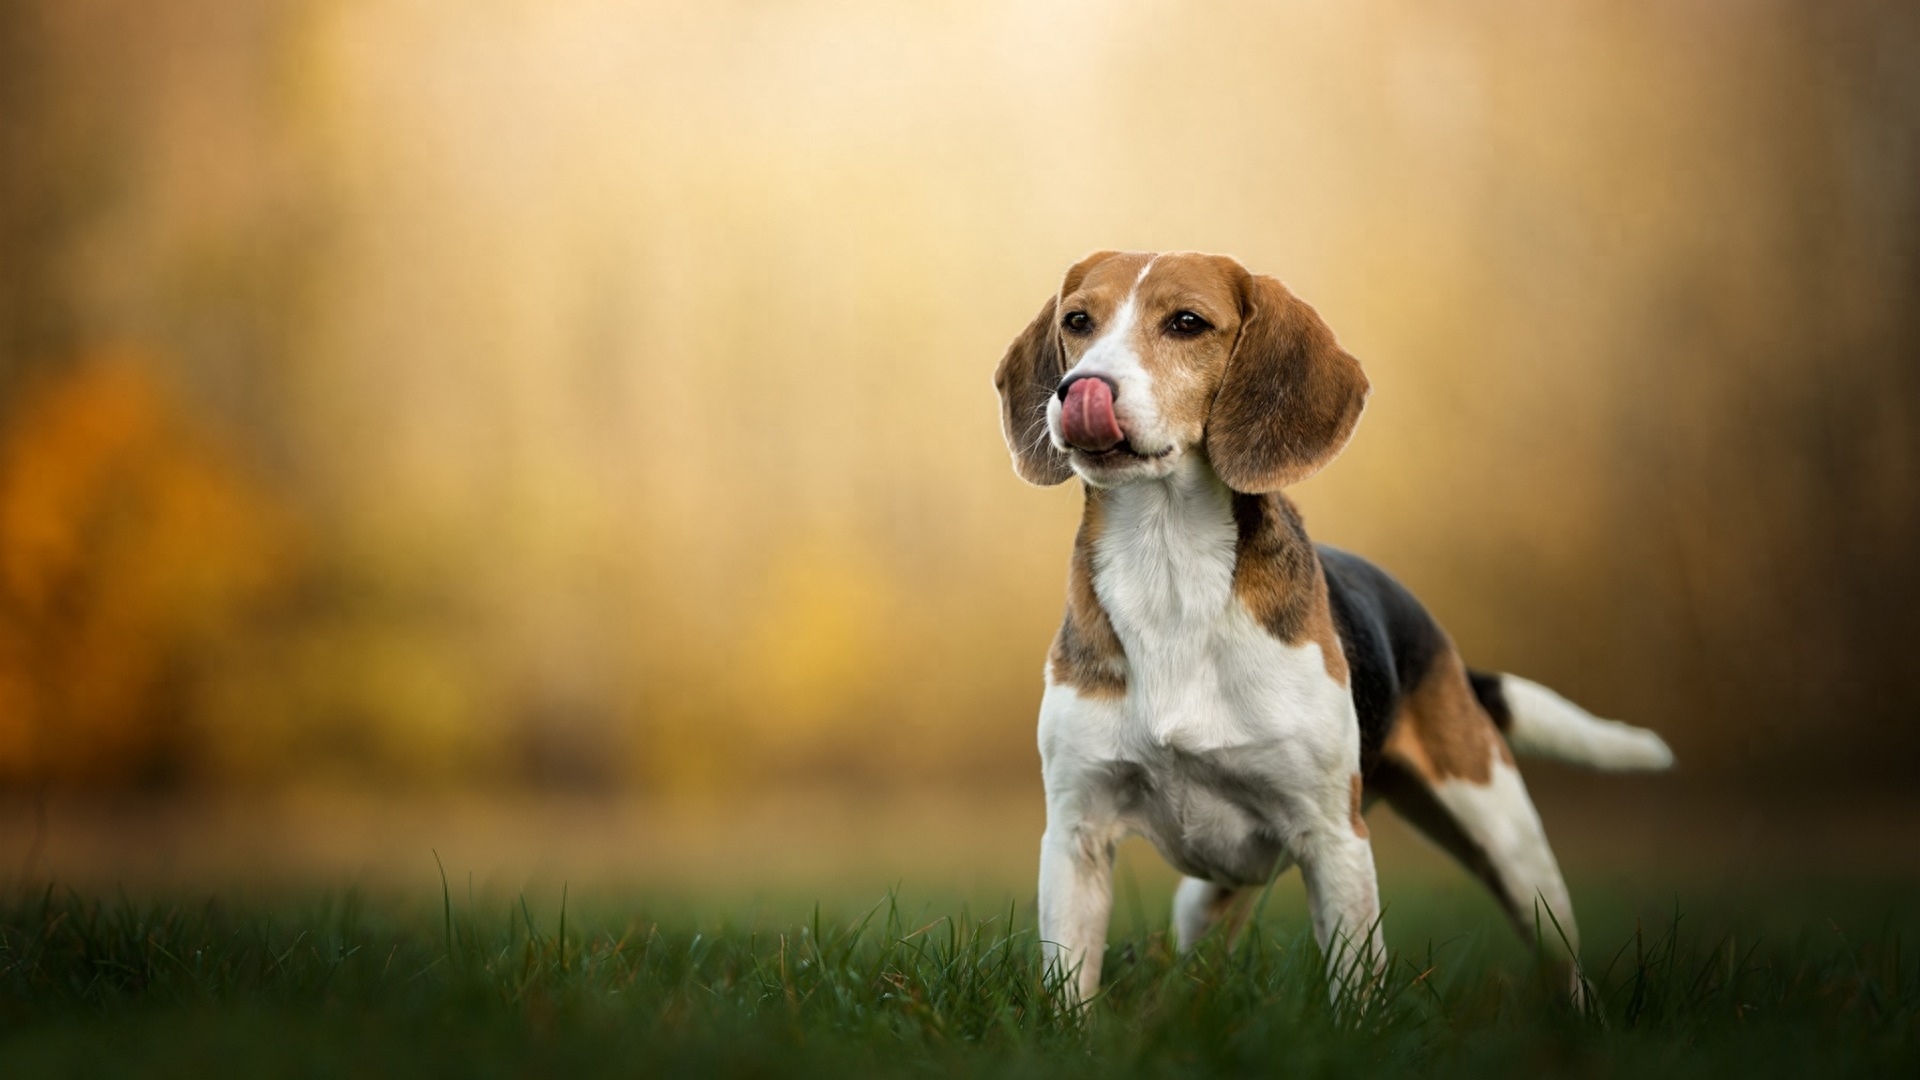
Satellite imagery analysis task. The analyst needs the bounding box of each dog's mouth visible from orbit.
[1074,440,1173,463]
[1059,379,1171,463]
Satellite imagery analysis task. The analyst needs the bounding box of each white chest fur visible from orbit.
[1091,463,1351,760]
[1039,460,1360,881]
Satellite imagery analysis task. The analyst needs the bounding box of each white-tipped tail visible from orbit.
[1497,675,1675,771]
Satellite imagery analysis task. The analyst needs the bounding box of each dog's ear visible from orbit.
[993,252,1120,486]
[993,295,1071,485]
[1204,271,1370,493]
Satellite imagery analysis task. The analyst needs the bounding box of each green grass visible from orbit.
[0,877,1914,1078]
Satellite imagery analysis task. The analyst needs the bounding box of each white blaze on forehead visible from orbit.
[1084,255,1159,360]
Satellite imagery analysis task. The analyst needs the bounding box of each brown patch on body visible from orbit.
[1348,773,1369,839]
[1048,487,1127,698]
[1229,492,1349,684]
[1380,642,1514,785]
[1299,582,1349,686]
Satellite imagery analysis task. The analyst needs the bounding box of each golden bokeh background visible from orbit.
[1,1,1916,886]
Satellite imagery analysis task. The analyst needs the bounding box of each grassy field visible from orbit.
[0,871,1914,1078]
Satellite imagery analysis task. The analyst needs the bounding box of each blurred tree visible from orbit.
[0,0,86,403]
[0,357,294,787]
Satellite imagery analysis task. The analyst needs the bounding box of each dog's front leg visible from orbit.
[1037,814,1121,1006]
[1297,791,1386,1002]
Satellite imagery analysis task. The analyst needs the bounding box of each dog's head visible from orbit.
[993,251,1369,492]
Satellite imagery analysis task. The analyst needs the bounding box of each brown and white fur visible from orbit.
[993,251,1674,1006]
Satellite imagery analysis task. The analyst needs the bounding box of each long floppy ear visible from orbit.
[992,253,1120,486]
[1205,272,1370,493]
[993,295,1072,485]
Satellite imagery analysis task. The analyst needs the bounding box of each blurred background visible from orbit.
[1,0,1916,896]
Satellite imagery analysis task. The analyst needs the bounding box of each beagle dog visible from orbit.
[993,251,1674,1005]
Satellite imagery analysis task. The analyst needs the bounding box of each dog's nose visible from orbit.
[1057,373,1118,402]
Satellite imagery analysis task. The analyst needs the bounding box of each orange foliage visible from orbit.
[0,355,294,786]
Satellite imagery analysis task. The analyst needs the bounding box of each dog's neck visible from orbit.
[1051,456,1331,701]
[1084,457,1240,636]
[1082,455,1322,639]
[1060,457,1335,752]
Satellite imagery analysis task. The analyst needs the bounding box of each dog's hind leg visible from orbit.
[1375,738,1585,999]
[1373,657,1587,1000]
[1376,755,1577,950]
[1172,877,1256,952]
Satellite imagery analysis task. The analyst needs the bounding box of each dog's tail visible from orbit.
[1468,670,1675,771]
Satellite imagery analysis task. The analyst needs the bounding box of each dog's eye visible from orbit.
[1062,310,1093,335]
[1166,311,1211,336]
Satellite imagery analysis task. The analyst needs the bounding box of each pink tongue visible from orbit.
[1062,378,1123,451]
